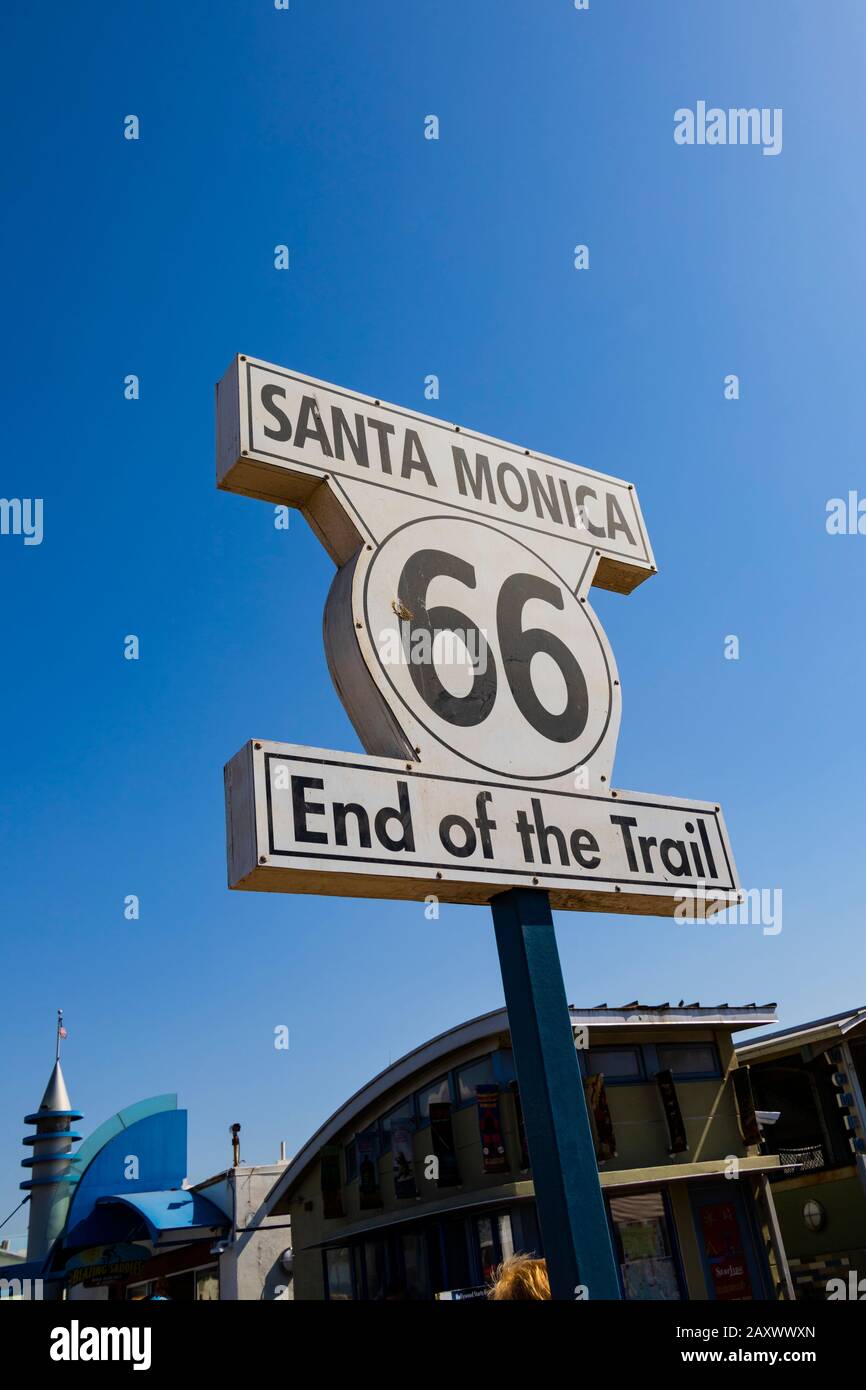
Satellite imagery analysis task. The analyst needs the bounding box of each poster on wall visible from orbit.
[655,1070,689,1154]
[476,1085,510,1175]
[698,1202,755,1300]
[391,1121,417,1198]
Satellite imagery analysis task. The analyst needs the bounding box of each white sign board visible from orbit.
[218,355,741,915]
[225,741,738,915]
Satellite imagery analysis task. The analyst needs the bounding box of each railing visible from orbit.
[776,1144,826,1174]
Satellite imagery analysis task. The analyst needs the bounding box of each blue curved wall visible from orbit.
[64,1109,187,1232]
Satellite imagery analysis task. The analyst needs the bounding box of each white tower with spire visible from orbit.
[20,1011,82,1264]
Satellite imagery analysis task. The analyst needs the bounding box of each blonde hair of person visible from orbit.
[488,1253,551,1300]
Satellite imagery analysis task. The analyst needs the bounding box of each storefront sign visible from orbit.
[65,1243,149,1288]
[436,1285,489,1300]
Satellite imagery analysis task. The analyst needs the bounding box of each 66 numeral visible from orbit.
[396,549,589,744]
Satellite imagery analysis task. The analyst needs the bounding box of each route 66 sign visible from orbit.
[218,355,740,915]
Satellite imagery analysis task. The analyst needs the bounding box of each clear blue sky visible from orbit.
[2,2,865,1247]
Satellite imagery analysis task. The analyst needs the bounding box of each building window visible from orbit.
[362,1239,387,1300]
[456,1055,497,1105]
[416,1073,453,1122]
[439,1217,473,1293]
[495,1049,517,1085]
[608,1191,683,1300]
[474,1210,515,1285]
[497,1211,515,1263]
[345,1139,357,1183]
[124,1265,230,1303]
[379,1097,415,1152]
[656,1043,721,1080]
[586,1046,644,1083]
[325,1247,354,1300]
[400,1231,431,1300]
[476,1216,498,1283]
[164,1270,195,1300]
[194,1267,219,1300]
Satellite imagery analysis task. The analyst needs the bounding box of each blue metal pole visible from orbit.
[491,887,621,1301]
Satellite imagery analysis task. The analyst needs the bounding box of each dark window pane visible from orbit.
[476,1216,497,1282]
[608,1191,682,1301]
[345,1140,357,1183]
[401,1232,430,1300]
[163,1270,195,1301]
[380,1097,415,1150]
[586,1047,642,1081]
[498,1212,514,1262]
[497,1050,517,1084]
[195,1267,219,1301]
[656,1044,719,1078]
[325,1247,354,1300]
[416,1074,452,1121]
[456,1055,496,1103]
[441,1217,472,1292]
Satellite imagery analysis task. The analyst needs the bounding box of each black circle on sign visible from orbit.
[361,516,614,782]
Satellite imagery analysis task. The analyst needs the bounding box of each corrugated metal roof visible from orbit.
[571,1002,776,1014]
[737,1005,866,1057]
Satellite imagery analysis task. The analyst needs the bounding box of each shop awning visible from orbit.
[64,1189,228,1251]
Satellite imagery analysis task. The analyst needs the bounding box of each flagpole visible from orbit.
[55,1009,63,1063]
